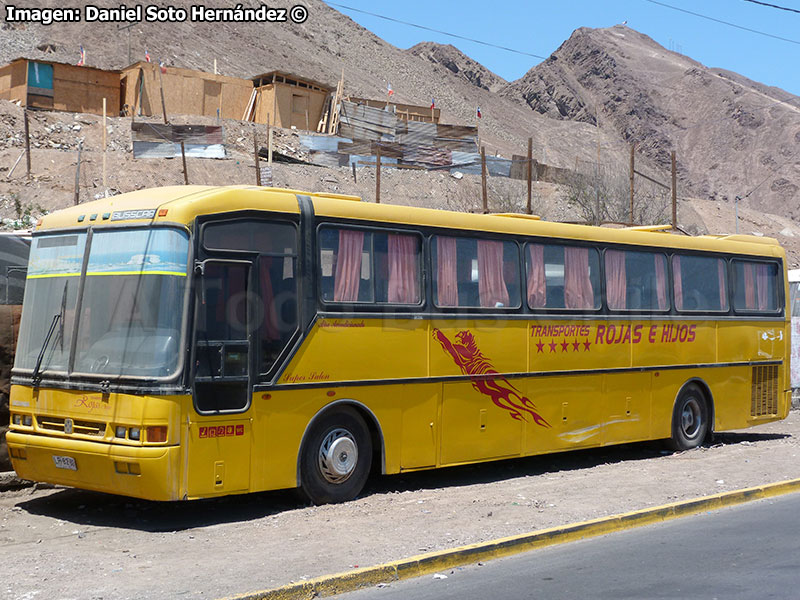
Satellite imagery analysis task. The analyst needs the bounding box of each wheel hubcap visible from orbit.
[681,398,702,439]
[319,428,358,484]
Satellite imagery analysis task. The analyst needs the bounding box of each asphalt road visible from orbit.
[336,492,800,600]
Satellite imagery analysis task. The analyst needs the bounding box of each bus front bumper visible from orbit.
[7,431,184,501]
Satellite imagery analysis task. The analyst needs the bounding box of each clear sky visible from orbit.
[324,0,800,96]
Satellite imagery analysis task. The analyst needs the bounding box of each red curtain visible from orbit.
[655,254,667,309]
[564,247,594,309]
[478,240,509,307]
[333,229,364,302]
[606,250,626,309]
[527,244,546,307]
[436,236,458,306]
[744,262,756,309]
[757,263,770,310]
[387,234,419,303]
[673,256,683,310]
[718,259,727,310]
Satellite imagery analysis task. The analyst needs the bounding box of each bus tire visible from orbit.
[667,383,709,451]
[298,407,372,505]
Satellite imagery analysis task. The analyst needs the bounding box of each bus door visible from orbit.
[189,259,253,496]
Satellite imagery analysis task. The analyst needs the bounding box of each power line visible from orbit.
[324,2,548,60]
[743,0,800,15]
[643,0,800,45]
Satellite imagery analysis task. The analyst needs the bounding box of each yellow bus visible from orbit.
[7,185,790,504]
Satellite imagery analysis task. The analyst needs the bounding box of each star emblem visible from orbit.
[536,340,545,353]
[560,339,570,352]
[583,340,591,351]
[548,341,557,353]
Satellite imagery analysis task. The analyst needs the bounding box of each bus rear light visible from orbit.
[146,426,168,443]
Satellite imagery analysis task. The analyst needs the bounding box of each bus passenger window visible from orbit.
[733,260,779,312]
[433,236,519,308]
[319,228,373,303]
[526,243,600,310]
[673,255,728,311]
[605,249,668,311]
[373,233,421,304]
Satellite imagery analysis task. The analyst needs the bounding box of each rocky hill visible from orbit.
[501,25,800,218]
[407,42,507,92]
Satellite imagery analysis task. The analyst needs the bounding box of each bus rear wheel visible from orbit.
[299,407,372,505]
[668,384,709,451]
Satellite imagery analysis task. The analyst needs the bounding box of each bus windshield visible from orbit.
[15,227,190,380]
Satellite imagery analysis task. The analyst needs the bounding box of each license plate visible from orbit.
[52,455,77,471]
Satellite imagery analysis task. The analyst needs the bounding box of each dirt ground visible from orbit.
[2,410,800,600]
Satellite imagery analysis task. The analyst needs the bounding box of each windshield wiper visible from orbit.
[32,282,67,386]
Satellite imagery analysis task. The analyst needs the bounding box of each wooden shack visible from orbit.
[248,71,332,130]
[0,58,120,115]
[348,97,440,124]
[120,61,253,120]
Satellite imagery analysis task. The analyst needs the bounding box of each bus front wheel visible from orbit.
[668,384,709,451]
[299,407,372,504]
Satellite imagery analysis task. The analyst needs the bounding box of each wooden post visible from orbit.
[526,137,533,215]
[267,115,273,166]
[375,145,381,204]
[481,146,488,214]
[213,58,217,75]
[73,140,83,205]
[254,128,261,186]
[671,151,677,229]
[180,141,188,185]
[6,151,23,180]
[102,97,107,197]
[132,68,143,122]
[23,110,31,180]
[629,143,635,224]
[352,162,357,183]
[158,65,168,124]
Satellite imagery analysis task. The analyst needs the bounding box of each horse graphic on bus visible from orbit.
[433,328,550,428]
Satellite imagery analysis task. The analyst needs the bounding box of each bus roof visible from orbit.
[36,185,783,258]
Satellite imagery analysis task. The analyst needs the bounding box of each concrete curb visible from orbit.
[222,478,800,600]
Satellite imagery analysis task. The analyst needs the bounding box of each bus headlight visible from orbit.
[22,415,32,426]
[12,414,21,425]
[115,426,127,438]
[128,427,140,441]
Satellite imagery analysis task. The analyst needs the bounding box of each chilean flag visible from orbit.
[477,106,482,119]
[387,82,394,97]
[145,49,151,63]
[159,60,167,74]
[431,98,435,109]
[77,45,85,66]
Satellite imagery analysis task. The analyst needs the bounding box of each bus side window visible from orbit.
[373,232,421,304]
[433,235,519,308]
[673,255,728,311]
[526,243,600,310]
[733,260,779,312]
[605,249,668,311]
[318,228,374,304]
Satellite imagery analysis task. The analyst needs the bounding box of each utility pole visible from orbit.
[671,151,677,229]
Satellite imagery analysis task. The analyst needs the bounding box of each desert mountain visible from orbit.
[501,25,800,218]
[407,42,507,92]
